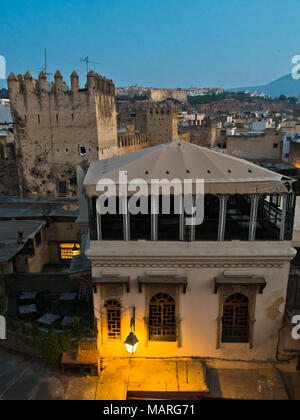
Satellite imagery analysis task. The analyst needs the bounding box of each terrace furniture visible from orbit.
[19,291,38,301]
[59,292,77,301]
[36,313,61,326]
[18,304,37,316]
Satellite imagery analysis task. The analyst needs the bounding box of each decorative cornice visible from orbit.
[92,262,284,269]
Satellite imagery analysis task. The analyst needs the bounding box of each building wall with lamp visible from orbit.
[83,140,297,362]
[88,241,294,361]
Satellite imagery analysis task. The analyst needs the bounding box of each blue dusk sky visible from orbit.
[0,0,299,88]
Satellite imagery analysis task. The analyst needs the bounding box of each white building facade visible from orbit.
[83,141,297,362]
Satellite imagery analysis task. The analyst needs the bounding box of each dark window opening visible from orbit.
[70,177,77,187]
[58,181,67,196]
[12,255,29,274]
[0,143,5,159]
[130,196,151,240]
[7,143,16,160]
[78,145,87,156]
[255,194,281,240]
[224,194,251,240]
[149,293,176,341]
[101,196,124,240]
[222,293,249,343]
[287,260,300,311]
[158,195,180,241]
[35,231,41,247]
[195,194,219,240]
[22,238,35,259]
[273,143,278,148]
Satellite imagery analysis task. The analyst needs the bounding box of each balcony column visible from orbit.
[179,197,185,241]
[188,195,196,241]
[96,213,102,240]
[248,194,260,241]
[121,196,130,241]
[151,195,158,240]
[190,214,196,242]
[217,194,229,241]
[279,193,288,241]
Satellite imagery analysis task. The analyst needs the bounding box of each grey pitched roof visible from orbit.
[0,220,46,262]
[0,196,79,219]
[69,254,91,274]
[84,140,292,196]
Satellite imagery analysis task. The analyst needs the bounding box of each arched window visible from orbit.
[222,293,249,343]
[105,299,121,339]
[149,293,176,341]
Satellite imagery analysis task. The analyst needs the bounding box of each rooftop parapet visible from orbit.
[148,103,178,115]
[7,70,115,96]
[38,70,47,91]
[54,70,63,92]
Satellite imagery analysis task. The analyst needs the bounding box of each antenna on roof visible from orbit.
[80,56,100,73]
[44,48,53,79]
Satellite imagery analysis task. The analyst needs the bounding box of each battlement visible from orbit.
[148,103,178,115]
[7,69,119,198]
[7,70,115,97]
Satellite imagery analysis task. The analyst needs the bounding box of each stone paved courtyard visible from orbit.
[0,348,98,400]
[1,348,300,400]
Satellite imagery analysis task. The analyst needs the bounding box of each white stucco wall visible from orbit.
[87,240,296,362]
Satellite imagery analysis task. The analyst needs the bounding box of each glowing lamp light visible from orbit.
[125,307,138,354]
[125,332,139,354]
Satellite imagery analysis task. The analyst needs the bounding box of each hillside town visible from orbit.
[0,68,300,401]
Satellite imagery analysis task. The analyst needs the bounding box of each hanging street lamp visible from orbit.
[124,307,139,354]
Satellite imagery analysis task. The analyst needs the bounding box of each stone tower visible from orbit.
[8,70,118,198]
[146,104,178,146]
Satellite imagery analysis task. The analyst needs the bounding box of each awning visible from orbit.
[214,275,266,294]
[93,275,130,292]
[84,140,292,197]
[138,275,187,293]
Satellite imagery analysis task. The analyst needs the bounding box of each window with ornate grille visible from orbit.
[105,299,121,340]
[222,293,249,343]
[149,293,176,341]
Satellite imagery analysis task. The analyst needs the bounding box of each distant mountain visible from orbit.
[229,74,300,98]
